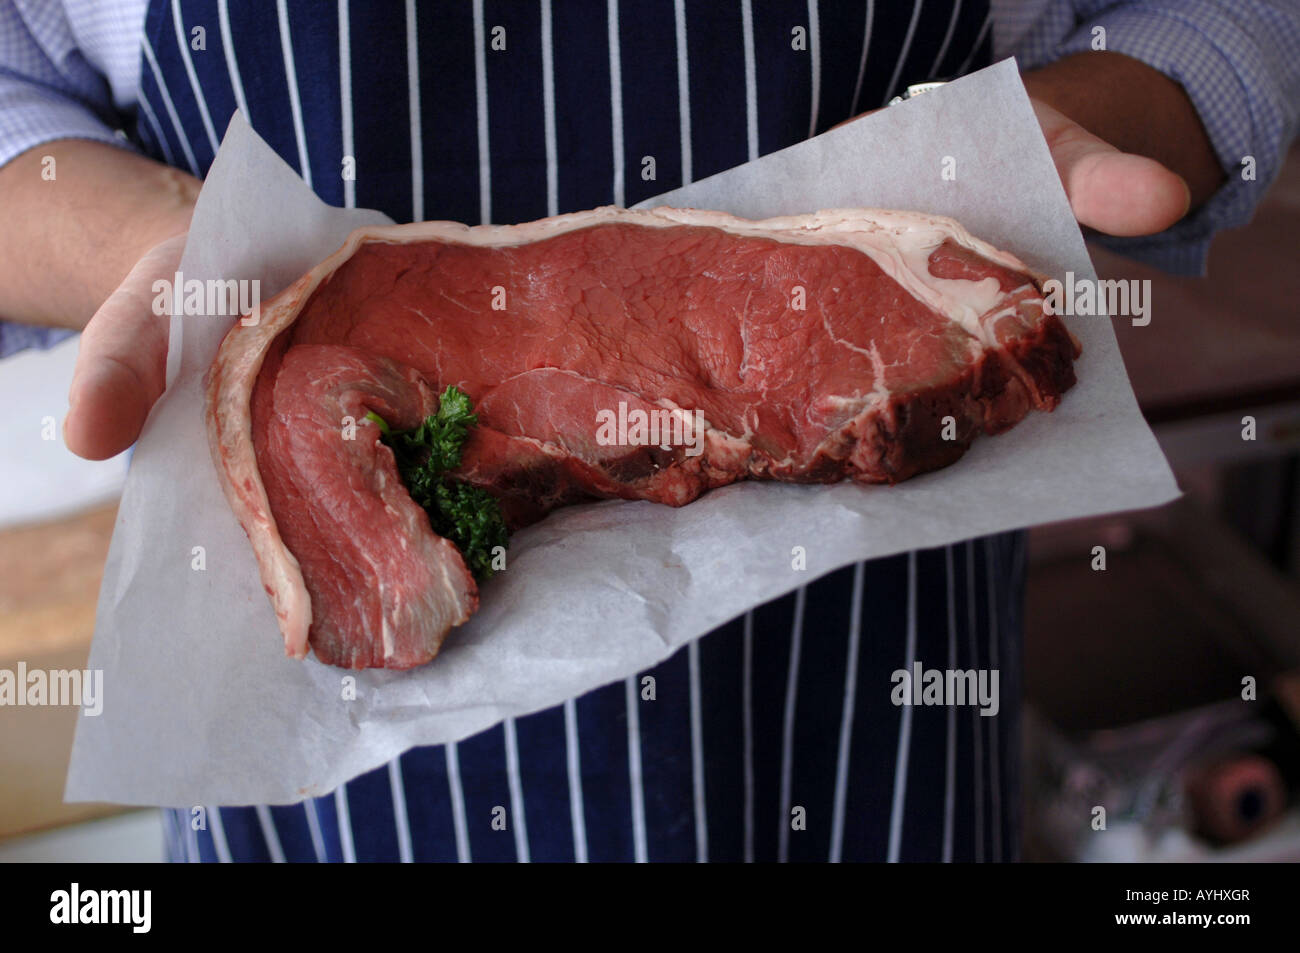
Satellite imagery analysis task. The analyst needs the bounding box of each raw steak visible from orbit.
[206,206,1079,669]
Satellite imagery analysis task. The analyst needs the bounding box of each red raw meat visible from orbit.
[206,206,1079,669]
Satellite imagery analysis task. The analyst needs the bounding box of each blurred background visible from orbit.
[1,144,1298,863]
[1022,141,1300,861]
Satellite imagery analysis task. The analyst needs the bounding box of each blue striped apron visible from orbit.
[138,0,1017,862]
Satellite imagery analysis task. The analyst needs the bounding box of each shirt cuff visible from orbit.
[0,72,136,170]
[0,322,75,360]
[1050,6,1294,275]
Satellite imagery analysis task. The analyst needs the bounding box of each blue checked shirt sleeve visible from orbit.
[0,0,133,168]
[0,322,75,357]
[1005,0,1300,275]
[0,0,137,357]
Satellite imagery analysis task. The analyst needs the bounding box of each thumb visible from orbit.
[64,233,188,460]
[1031,99,1191,237]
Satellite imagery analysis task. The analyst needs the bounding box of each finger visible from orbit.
[64,234,187,460]
[1032,100,1190,237]
[829,108,882,132]
[1061,145,1190,236]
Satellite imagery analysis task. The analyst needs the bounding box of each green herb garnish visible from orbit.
[372,386,509,581]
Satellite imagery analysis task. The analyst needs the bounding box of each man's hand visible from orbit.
[64,233,186,460]
[1028,97,1191,236]
[0,140,198,460]
[1023,51,1225,237]
[835,53,1224,238]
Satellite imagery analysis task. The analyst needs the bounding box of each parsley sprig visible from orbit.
[367,386,508,581]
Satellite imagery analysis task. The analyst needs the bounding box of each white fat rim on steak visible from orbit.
[205,205,1040,661]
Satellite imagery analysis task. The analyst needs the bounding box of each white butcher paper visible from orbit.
[66,59,1178,806]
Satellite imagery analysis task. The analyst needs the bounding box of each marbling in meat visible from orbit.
[206,206,1079,669]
